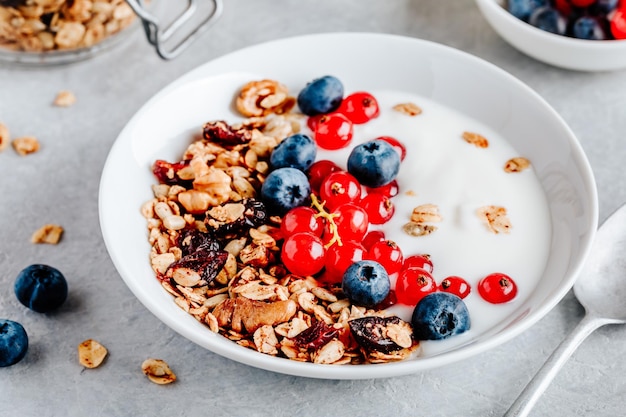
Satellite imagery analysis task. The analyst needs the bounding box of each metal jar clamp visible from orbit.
[126,0,223,60]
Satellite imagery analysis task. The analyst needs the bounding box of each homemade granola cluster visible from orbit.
[141,80,419,365]
[0,0,135,52]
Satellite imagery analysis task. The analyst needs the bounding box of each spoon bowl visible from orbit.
[506,203,626,417]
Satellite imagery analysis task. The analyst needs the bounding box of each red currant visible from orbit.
[324,241,366,283]
[375,289,398,310]
[368,240,403,275]
[281,232,326,277]
[307,160,341,194]
[366,179,399,198]
[569,0,594,6]
[359,193,395,225]
[610,8,626,39]
[337,92,380,124]
[314,113,353,150]
[280,206,324,237]
[439,276,471,299]
[402,254,433,274]
[324,203,369,243]
[307,114,325,131]
[553,0,572,16]
[478,272,518,304]
[320,171,361,211]
[362,230,385,251]
[395,267,437,305]
[376,136,406,161]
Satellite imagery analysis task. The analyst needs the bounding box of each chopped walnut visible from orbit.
[478,205,512,234]
[53,90,76,107]
[504,157,531,173]
[393,102,422,116]
[236,80,295,117]
[31,224,63,244]
[462,131,489,148]
[12,136,40,155]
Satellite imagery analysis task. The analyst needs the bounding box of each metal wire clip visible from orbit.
[126,0,223,60]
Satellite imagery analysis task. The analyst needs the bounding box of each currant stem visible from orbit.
[310,194,343,248]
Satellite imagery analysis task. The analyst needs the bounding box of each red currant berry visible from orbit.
[569,0,594,6]
[362,230,385,251]
[324,203,369,243]
[439,276,471,299]
[478,272,517,304]
[395,267,437,305]
[359,193,395,225]
[376,136,406,161]
[324,241,366,283]
[553,0,572,16]
[314,113,353,150]
[368,240,404,275]
[320,171,361,211]
[307,160,342,194]
[281,232,326,277]
[610,8,626,39]
[366,179,399,198]
[375,289,398,310]
[307,114,325,131]
[402,254,433,274]
[281,206,324,237]
[337,92,380,124]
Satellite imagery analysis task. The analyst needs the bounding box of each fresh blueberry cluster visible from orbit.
[507,0,626,40]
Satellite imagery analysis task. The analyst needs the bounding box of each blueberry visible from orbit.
[270,133,317,171]
[0,319,28,367]
[347,139,400,188]
[297,75,344,116]
[411,292,471,341]
[572,16,607,40]
[14,264,68,313]
[261,167,311,216]
[529,7,567,35]
[342,260,390,308]
[506,0,548,21]
[592,0,619,15]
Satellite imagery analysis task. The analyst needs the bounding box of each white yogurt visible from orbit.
[314,90,552,355]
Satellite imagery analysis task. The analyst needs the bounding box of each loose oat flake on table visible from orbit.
[78,339,108,368]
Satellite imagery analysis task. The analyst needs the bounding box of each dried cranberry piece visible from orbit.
[292,320,339,350]
[167,247,228,284]
[349,316,411,354]
[178,229,221,257]
[152,159,192,187]
[205,198,267,237]
[203,120,252,145]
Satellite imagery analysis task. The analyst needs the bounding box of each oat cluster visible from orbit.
[0,0,135,52]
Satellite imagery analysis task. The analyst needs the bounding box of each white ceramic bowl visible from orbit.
[99,32,598,379]
[475,0,626,71]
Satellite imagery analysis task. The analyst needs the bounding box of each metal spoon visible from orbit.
[505,203,626,417]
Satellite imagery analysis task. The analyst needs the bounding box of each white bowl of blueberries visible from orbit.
[475,0,626,71]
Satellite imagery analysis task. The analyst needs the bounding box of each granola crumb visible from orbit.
[53,90,77,107]
[504,157,531,173]
[141,358,177,385]
[0,123,9,152]
[477,205,512,234]
[462,131,489,148]
[78,339,108,369]
[393,102,422,116]
[31,224,64,244]
[12,136,40,156]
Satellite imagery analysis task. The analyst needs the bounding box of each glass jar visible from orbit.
[0,0,222,65]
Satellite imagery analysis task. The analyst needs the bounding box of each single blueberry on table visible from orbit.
[342,260,390,308]
[411,292,471,341]
[572,16,607,40]
[14,264,68,313]
[507,0,548,21]
[270,133,317,172]
[261,167,311,216]
[529,7,567,35]
[347,139,400,188]
[0,319,28,367]
[297,75,344,116]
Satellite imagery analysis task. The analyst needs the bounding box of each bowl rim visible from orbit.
[99,32,599,379]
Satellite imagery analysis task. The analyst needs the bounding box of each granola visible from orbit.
[31,223,64,244]
[12,135,39,155]
[77,339,108,368]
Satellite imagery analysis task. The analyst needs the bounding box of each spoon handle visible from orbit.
[504,314,608,417]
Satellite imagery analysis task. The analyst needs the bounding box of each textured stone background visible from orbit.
[1,1,626,416]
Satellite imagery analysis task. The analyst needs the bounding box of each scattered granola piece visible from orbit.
[31,224,64,244]
[12,136,40,155]
[462,131,489,148]
[78,339,108,369]
[393,102,422,116]
[53,90,77,107]
[478,205,512,234]
[236,80,295,117]
[0,123,8,152]
[141,358,176,385]
[402,222,437,237]
[411,204,442,223]
[504,157,531,173]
